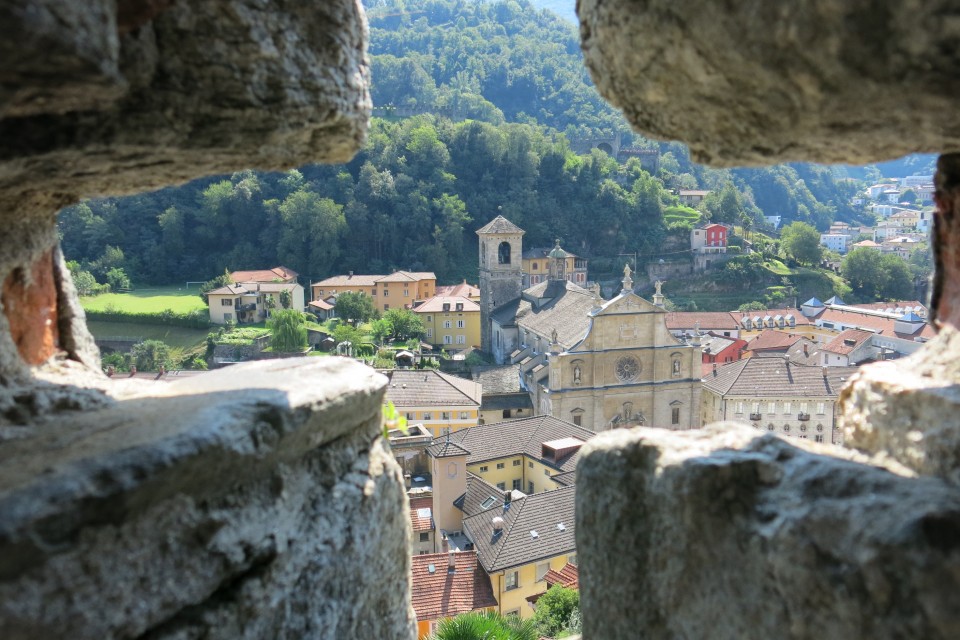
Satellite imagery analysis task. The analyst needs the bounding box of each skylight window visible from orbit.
[481,496,497,509]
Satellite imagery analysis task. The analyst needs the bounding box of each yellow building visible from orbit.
[384,369,482,438]
[414,295,481,349]
[426,415,593,619]
[312,270,436,313]
[521,241,588,288]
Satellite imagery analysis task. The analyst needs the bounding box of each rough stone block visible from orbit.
[841,326,960,485]
[0,358,416,640]
[576,423,960,640]
[578,0,960,166]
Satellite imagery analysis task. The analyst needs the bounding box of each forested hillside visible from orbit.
[59,0,883,289]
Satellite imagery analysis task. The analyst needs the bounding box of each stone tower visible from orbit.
[477,215,525,354]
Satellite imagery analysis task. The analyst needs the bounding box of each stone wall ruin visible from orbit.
[577,1,960,638]
[0,2,415,638]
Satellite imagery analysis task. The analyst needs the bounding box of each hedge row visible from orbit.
[86,308,211,329]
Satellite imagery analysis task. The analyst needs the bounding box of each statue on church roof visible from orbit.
[655,280,664,296]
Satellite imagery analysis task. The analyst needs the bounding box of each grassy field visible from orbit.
[81,286,206,313]
[85,320,210,349]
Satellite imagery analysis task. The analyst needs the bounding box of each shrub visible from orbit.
[269,308,308,352]
[130,339,171,371]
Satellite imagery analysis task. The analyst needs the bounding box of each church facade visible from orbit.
[477,216,702,432]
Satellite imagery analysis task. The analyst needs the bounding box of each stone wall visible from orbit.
[0,358,416,640]
[577,424,960,639]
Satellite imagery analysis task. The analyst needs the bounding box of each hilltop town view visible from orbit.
[53,2,938,638]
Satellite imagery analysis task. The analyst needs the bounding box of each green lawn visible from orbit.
[81,286,206,314]
[85,320,210,349]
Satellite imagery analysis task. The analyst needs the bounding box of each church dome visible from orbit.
[548,239,569,259]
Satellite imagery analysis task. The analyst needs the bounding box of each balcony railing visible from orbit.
[749,412,762,421]
[235,303,257,311]
[798,412,811,421]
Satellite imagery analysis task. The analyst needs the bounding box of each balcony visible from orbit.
[235,302,257,311]
[798,412,811,421]
[749,413,762,421]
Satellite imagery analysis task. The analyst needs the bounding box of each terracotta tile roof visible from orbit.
[414,295,480,313]
[229,266,298,282]
[250,282,299,293]
[377,270,437,283]
[822,329,874,355]
[751,338,820,366]
[409,496,435,533]
[476,215,525,235]
[446,415,595,473]
[308,299,333,310]
[665,312,741,331]
[544,563,579,589]
[702,359,858,398]
[384,370,482,408]
[744,330,803,352]
[463,486,576,572]
[410,551,498,622]
[817,307,935,340]
[314,273,383,287]
[426,440,471,458]
[435,282,481,298]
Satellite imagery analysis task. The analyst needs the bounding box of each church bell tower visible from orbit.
[476,215,524,354]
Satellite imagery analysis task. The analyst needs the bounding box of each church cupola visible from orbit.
[548,238,569,281]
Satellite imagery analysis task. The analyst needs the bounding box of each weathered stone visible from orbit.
[0,358,416,640]
[840,326,960,484]
[0,0,369,378]
[578,0,960,166]
[1,248,58,365]
[577,424,960,640]
[932,153,960,329]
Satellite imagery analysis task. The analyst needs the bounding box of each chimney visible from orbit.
[348,270,353,277]
[712,363,717,376]
[504,490,512,505]
[447,551,456,572]
[822,366,828,378]
[803,343,809,356]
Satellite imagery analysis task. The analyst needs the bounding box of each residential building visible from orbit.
[881,236,923,260]
[472,365,534,424]
[702,358,860,445]
[901,175,933,188]
[866,183,889,200]
[229,265,298,284]
[463,485,576,619]
[700,332,747,376]
[427,435,579,620]
[734,308,829,342]
[799,298,933,358]
[384,370,482,438]
[666,311,741,339]
[481,218,702,431]
[206,281,305,324]
[690,223,728,253]
[434,280,481,302]
[410,551,498,639]
[850,239,881,251]
[677,189,710,207]
[306,297,335,320]
[410,495,437,555]
[889,210,920,228]
[820,233,849,253]
[414,295,481,349]
[742,329,807,358]
[820,329,875,366]
[443,415,596,495]
[764,215,782,229]
[522,243,588,288]
[311,270,437,312]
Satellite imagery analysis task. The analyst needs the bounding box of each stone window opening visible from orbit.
[498,241,512,264]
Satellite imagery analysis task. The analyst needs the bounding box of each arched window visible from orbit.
[498,241,511,264]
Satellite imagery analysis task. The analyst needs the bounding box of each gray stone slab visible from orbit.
[577,423,960,640]
[0,358,416,639]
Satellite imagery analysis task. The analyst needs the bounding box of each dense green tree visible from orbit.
[532,585,580,637]
[780,222,824,265]
[130,340,171,371]
[106,267,131,291]
[899,188,918,204]
[842,248,914,301]
[335,292,376,324]
[383,308,425,340]
[268,309,308,352]
[430,611,538,640]
[199,269,233,301]
[279,289,292,309]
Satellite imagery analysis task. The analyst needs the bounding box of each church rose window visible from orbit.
[615,356,640,382]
